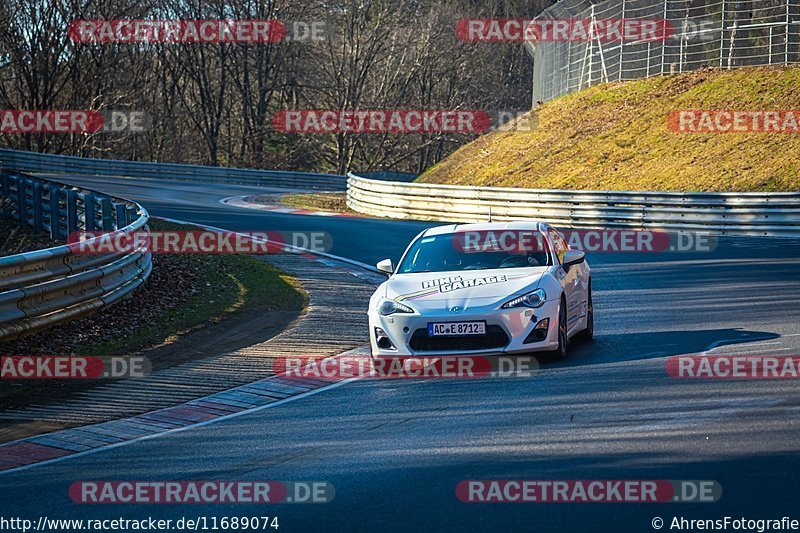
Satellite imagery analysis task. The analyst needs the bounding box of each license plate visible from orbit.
[428,321,486,336]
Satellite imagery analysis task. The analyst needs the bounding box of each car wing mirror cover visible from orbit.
[562,250,586,267]
[376,258,394,275]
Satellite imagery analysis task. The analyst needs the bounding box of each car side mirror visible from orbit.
[562,250,586,269]
[376,259,394,275]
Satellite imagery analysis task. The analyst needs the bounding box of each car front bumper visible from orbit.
[368,298,561,357]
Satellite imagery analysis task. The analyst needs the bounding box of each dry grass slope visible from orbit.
[417,66,800,192]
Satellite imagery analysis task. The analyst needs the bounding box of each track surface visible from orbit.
[2,175,800,532]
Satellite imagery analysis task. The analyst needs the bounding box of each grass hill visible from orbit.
[417,66,800,191]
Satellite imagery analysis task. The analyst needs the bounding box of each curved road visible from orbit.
[2,175,800,532]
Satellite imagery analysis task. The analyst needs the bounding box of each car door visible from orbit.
[548,227,585,334]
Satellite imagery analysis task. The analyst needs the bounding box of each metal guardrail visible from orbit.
[0,171,152,341]
[355,171,418,182]
[347,174,800,237]
[0,148,347,191]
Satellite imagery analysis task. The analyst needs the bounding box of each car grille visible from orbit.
[408,325,510,352]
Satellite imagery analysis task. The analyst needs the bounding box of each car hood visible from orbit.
[383,268,547,306]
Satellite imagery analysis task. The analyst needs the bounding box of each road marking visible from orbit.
[0,215,380,476]
[155,215,380,276]
[220,195,355,219]
[0,378,361,476]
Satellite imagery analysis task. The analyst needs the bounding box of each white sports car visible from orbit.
[368,221,593,358]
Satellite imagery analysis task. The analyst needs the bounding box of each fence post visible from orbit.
[588,4,595,86]
[786,0,790,65]
[618,0,626,81]
[566,40,573,93]
[720,0,726,67]
[769,26,774,64]
[530,41,544,107]
[727,22,737,69]
[661,0,668,74]
[789,0,800,64]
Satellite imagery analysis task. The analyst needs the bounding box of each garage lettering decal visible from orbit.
[397,273,529,301]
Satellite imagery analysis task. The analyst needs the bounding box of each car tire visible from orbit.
[576,281,594,342]
[549,297,569,360]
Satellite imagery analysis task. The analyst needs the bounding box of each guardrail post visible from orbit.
[1,172,9,219]
[16,175,28,227]
[100,198,113,231]
[32,181,43,233]
[84,193,98,231]
[115,204,129,229]
[126,206,138,225]
[66,190,79,235]
[48,184,62,239]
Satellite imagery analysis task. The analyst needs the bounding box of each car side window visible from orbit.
[548,228,568,265]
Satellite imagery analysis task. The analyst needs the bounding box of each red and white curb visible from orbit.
[0,217,384,474]
[0,347,369,474]
[156,216,386,285]
[222,195,356,218]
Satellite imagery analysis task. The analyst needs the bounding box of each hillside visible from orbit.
[417,66,800,191]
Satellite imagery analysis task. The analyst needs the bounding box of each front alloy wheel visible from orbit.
[577,281,593,341]
[550,298,568,360]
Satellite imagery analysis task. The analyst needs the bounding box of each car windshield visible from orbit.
[397,231,552,274]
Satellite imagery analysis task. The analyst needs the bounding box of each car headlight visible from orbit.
[379,299,415,316]
[501,288,546,309]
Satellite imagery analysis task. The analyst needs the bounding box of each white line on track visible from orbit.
[155,215,380,274]
[0,378,360,476]
[0,215,380,476]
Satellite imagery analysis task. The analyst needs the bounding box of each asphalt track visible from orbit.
[2,175,800,532]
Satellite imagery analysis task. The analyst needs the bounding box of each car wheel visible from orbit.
[576,281,593,341]
[550,297,568,360]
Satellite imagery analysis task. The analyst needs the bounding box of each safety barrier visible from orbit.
[347,174,800,237]
[0,148,346,191]
[0,171,152,340]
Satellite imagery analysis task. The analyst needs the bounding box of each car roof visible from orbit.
[422,221,547,237]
